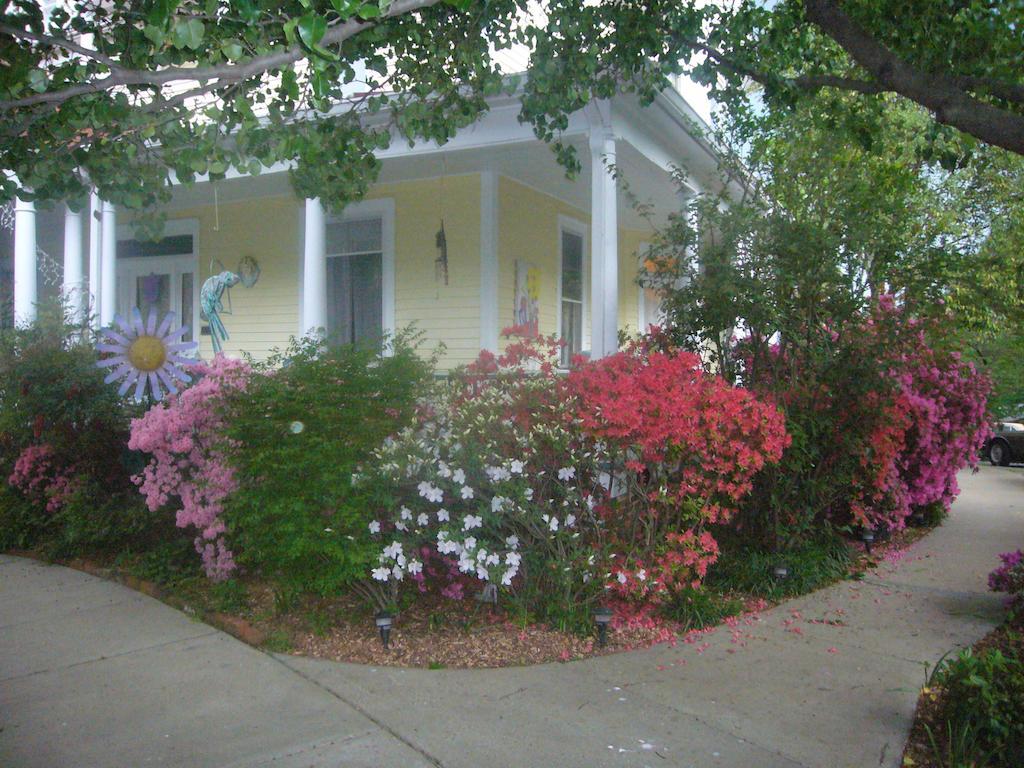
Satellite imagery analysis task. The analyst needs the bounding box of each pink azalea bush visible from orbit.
[128,356,250,580]
[8,443,78,514]
[989,550,1024,610]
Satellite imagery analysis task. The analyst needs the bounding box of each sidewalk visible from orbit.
[2,466,1021,768]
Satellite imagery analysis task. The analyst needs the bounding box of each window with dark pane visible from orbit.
[326,217,383,348]
[560,229,584,367]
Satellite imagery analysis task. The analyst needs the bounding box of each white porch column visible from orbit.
[301,197,327,337]
[99,199,116,327]
[13,194,37,326]
[88,191,101,327]
[589,129,618,358]
[63,204,85,322]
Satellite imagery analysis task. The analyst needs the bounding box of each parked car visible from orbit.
[986,419,1024,466]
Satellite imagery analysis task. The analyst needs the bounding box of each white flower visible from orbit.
[491,496,506,513]
[501,567,517,586]
[637,569,647,581]
[323,527,334,533]
[417,481,443,503]
[437,461,452,478]
[400,506,413,520]
[486,553,500,567]
[452,468,466,484]
[372,566,391,581]
[396,554,407,567]
[463,536,477,551]
[509,459,525,475]
[392,565,405,580]
[485,465,511,483]
[524,487,534,501]
[463,514,483,531]
[395,521,408,532]
[408,559,423,575]
[437,508,450,522]
[548,516,559,532]
[476,548,489,562]
[368,520,381,534]
[505,551,522,567]
[461,485,475,500]
[617,572,628,584]
[565,514,577,528]
[383,541,403,560]
[417,513,430,527]
[505,535,519,549]
[558,466,576,481]
[586,495,595,511]
[476,564,490,581]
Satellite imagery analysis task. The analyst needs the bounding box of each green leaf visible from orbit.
[142,24,165,47]
[171,18,206,50]
[221,40,244,61]
[297,13,327,49]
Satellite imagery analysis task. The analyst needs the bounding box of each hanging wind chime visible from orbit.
[434,156,449,287]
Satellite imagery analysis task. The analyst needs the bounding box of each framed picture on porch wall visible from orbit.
[513,260,540,337]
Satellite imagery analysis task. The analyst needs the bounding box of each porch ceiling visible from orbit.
[161,135,680,231]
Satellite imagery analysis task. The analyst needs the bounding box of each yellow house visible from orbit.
[7,87,725,369]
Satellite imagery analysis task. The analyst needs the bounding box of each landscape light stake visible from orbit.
[594,606,614,648]
[375,611,393,651]
[861,529,875,555]
[772,564,791,582]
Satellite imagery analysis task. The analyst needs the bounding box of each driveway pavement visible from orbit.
[2,466,1021,768]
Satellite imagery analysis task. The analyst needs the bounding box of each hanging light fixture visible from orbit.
[375,610,393,650]
[594,606,614,648]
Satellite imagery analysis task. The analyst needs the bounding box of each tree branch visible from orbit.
[0,23,125,72]
[0,0,442,112]
[803,0,1024,155]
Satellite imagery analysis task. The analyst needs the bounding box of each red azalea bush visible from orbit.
[568,342,789,603]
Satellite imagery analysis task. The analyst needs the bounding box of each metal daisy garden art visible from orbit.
[96,308,198,401]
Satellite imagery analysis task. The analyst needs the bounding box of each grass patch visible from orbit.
[706,533,852,599]
[660,588,745,631]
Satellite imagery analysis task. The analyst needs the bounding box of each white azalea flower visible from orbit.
[392,565,405,580]
[505,551,521,567]
[461,485,475,500]
[437,508,450,522]
[558,466,576,481]
[417,513,430,527]
[637,569,647,581]
[491,496,506,513]
[485,465,511,483]
[437,461,452,478]
[524,487,534,501]
[368,520,381,534]
[452,468,466,484]
[408,559,423,575]
[476,564,490,581]
[565,514,577,528]
[486,553,500,567]
[617,572,628,584]
[463,514,483,531]
[505,535,519,549]
[400,506,413,520]
[372,566,391,581]
[383,541,403,560]
[509,459,525,474]
[417,481,443,503]
[395,521,408,532]
[463,536,477,551]
[548,516,559,532]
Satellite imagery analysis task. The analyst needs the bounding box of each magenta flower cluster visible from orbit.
[989,550,1024,606]
[128,356,250,579]
[8,443,77,514]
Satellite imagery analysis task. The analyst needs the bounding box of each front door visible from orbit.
[116,226,198,342]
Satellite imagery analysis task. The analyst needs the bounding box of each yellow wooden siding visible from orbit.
[497,176,654,357]
[364,174,481,370]
[123,172,651,368]
[160,195,301,362]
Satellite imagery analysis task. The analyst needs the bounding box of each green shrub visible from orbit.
[706,533,852,598]
[219,333,434,596]
[932,643,1024,765]
[0,301,151,556]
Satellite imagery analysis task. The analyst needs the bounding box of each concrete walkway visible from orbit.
[2,467,1021,768]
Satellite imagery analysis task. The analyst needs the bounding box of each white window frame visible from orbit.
[301,198,395,352]
[556,214,588,365]
[115,218,200,341]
